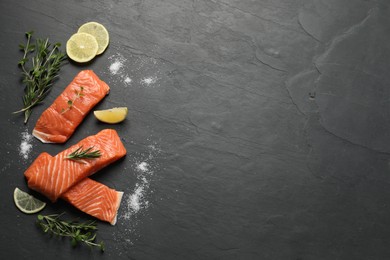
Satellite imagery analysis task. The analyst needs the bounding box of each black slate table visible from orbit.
[1,0,390,259]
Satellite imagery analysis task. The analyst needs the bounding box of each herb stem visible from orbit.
[65,146,102,162]
[37,213,104,252]
[61,86,84,114]
[22,32,32,60]
[15,31,67,124]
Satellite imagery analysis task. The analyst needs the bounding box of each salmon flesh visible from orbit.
[33,70,110,143]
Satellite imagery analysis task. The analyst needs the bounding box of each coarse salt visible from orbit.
[109,60,123,75]
[124,77,132,83]
[136,162,149,172]
[129,185,144,213]
[116,142,162,245]
[19,130,33,160]
[123,182,149,220]
[141,77,157,85]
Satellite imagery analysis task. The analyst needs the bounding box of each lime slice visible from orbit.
[77,22,109,55]
[66,32,98,63]
[94,107,128,124]
[14,188,46,214]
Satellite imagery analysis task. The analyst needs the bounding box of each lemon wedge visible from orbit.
[94,107,128,124]
[77,22,109,55]
[66,32,98,63]
[14,188,46,214]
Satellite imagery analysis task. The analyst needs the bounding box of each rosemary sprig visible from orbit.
[37,213,104,252]
[14,31,67,124]
[65,146,102,161]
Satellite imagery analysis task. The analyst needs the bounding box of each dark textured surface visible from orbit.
[1,0,390,259]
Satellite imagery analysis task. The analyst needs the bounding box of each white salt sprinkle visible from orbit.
[140,77,157,85]
[109,60,123,75]
[124,77,132,83]
[19,130,33,160]
[123,161,151,217]
[123,181,149,220]
[136,162,149,172]
[129,185,144,213]
[116,143,162,245]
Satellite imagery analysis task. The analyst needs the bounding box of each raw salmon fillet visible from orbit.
[33,70,110,143]
[27,152,123,225]
[62,178,123,225]
[25,129,126,202]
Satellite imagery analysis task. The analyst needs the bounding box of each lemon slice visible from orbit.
[77,22,109,55]
[66,32,98,63]
[94,107,128,124]
[14,188,46,214]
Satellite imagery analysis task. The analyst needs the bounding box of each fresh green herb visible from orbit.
[37,213,104,252]
[65,146,102,161]
[61,86,85,114]
[14,31,67,124]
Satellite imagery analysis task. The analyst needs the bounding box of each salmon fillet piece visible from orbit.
[33,70,110,143]
[25,129,126,202]
[28,152,123,225]
[62,178,123,225]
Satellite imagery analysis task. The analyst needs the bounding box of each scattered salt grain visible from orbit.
[148,144,162,153]
[124,77,132,84]
[108,54,135,86]
[116,141,163,246]
[141,77,157,85]
[109,60,123,75]
[136,162,149,172]
[121,144,161,221]
[19,130,33,160]
[129,185,144,213]
[123,180,150,220]
[123,162,151,218]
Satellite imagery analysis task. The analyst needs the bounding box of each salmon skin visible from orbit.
[33,70,110,143]
[28,152,123,225]
[25,129,126,202]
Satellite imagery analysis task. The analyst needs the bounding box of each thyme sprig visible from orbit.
[65,146,102,162]
[61,86,84,114]
[37,213,104,252]
[14,31,67,123]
